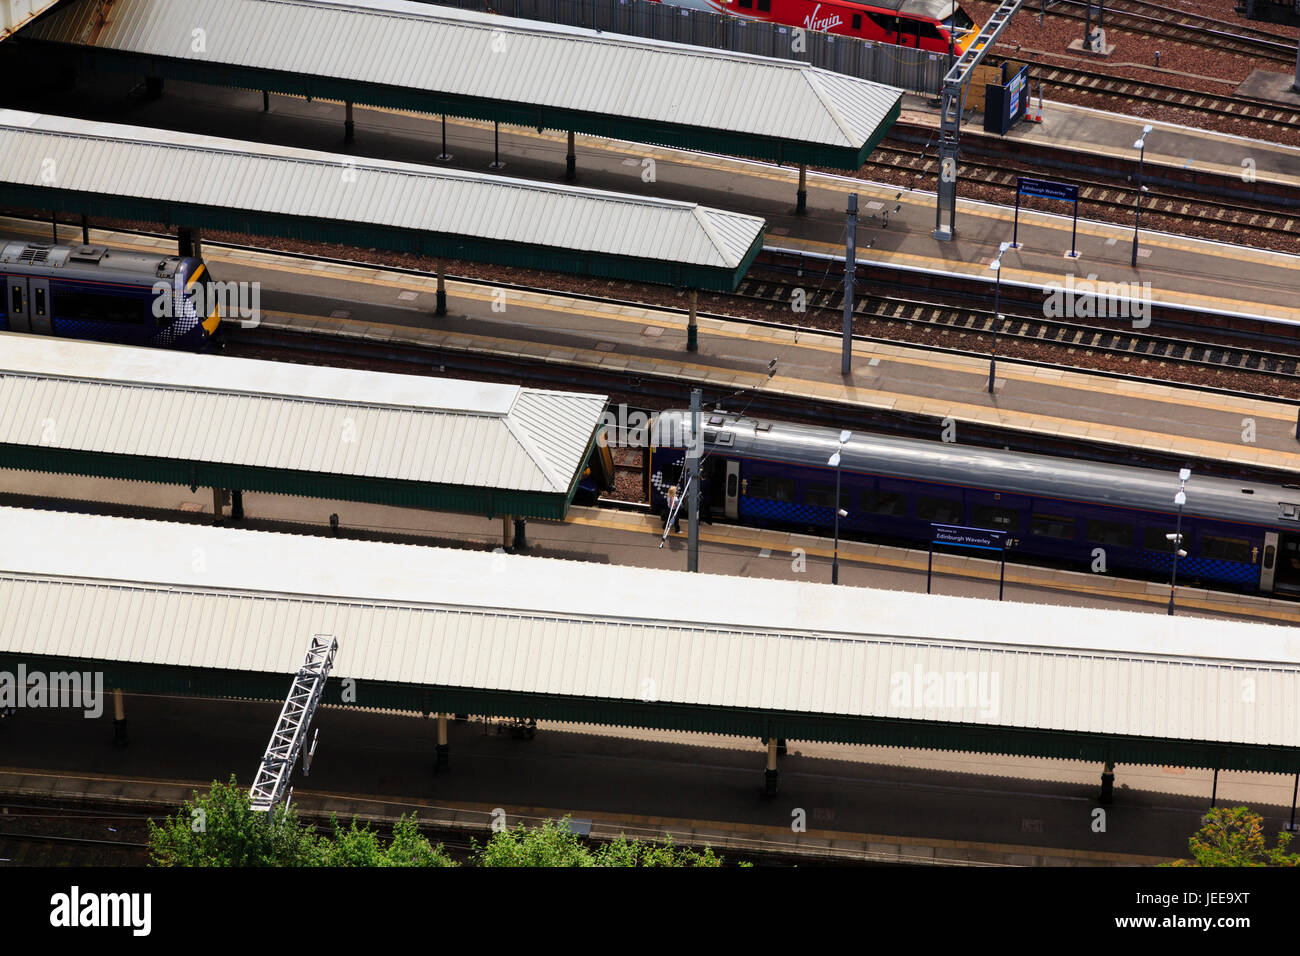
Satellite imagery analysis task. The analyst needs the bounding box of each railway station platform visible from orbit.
[0,693,1292,865]
[6,74,1300,328]
[11,218,1296,481]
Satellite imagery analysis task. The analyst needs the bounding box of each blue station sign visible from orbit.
[928,524,1011,599]
[930,524,1006,552]
[1016,177,1079,203]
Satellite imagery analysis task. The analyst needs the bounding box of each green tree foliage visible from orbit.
[148,777,454,867]
[148,776,318,867]
[151,782,728,867]
[471,817,724,867]
[314,815,456,867]
[1166,806,1300,867]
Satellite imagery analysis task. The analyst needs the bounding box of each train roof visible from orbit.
[0,239,191,283]
[866,0,961,22]
[655,410,1300,531]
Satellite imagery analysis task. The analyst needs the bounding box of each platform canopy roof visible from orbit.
[0,109,764,290]
[2,505,1298,773]
[22,0,902,169]
[0,334,608,519]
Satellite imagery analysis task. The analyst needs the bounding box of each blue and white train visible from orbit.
[649,410,1300,596]
[0,238,221,349]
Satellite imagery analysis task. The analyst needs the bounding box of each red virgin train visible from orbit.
[649,0,979,53]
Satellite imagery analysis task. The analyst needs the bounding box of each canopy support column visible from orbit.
[566,131,576,181]
[686,290,698,352]
[435,259,447,316]
[435,714,449,771]
[112,689,128,748]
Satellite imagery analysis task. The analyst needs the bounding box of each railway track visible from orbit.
[737,260,1300,383]
[16,212,1300,392]
[1048,0,1298,61]
[867,145,1300,243]
[1033,64,1300,126]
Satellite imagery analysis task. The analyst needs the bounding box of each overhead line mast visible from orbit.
[935,0,1026,241]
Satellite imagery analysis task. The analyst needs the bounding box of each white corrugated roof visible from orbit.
[26,0,901,153]
[0,110,763,270]
[1,506,1297,749]
[1,0,55,42]
[0,334,606,493]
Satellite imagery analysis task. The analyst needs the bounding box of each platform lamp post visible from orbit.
[988,241,1010,394]
[1167,466,1191,616]
[828,429,851,585]
[1131,124,1153,268]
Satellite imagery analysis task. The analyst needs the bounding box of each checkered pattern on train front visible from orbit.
[1131,550,1259,587]
[51,318,191,348]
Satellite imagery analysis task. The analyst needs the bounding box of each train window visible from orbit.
[973,506,1018,531]
[34,287,46,317]
[863,491,906,516]
[1264,545,1275,570]
[1202,535,1253,564]
[913,20,944,40]
[852,14,862,29]
[868,12,898,33]
[52,289,147,325]
[1030,514,1075,540]
[1086,519,1133,547]
[747,475,794,502]
[916,496,961,524]
[757,0,770,10]
[805,484,837,510]
[1143,527,1177,552]
[738,0,752,7]
[943,8,975,32]
[9,285,19,314]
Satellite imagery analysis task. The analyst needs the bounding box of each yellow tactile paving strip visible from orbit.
[14,218,1300,472]
[0,767,1171,865]
[564,506,1300,626]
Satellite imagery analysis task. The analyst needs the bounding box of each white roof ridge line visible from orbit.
[803,71,861,147]
[0,368,515,417]
[692,206,741,269]
[503,409,567,493]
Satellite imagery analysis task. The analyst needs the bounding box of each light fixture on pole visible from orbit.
[1131,124,1153,269]
[828,429,851,585]
[1167,466,1190,615]
[988,241,1011,394]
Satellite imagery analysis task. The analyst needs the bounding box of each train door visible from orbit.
[724,459,740,520]
[1259,531,1279,592]
[5,277,30,333]
[28,278,51,334]
[1272,532,1300,594]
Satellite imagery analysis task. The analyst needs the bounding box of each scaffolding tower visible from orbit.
[249,633,338,814]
